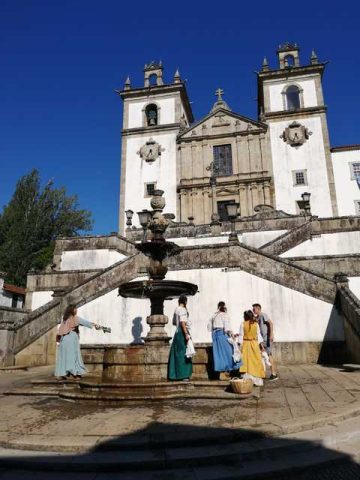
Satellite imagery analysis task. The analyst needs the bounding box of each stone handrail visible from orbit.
[260,221,313,255]
[168,242,337,304]
[12,253,146,356]
[337,285,360,363]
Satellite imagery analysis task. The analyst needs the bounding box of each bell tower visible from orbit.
[117,63,193,234]
[257,43,338,217]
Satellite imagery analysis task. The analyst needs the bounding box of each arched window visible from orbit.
[286,85,301,110]
[148,73,157,86]
[284,54,295,67]
[145,104,158,126]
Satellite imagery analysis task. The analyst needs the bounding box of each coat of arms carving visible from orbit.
[280,121,312,148]
[137,138,165,163]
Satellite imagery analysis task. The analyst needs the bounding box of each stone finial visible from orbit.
[262,57,269,71]
[174,68,181,84]
[310,49,318,64]
[124,75,131,90]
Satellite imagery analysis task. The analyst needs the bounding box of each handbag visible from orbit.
[185,338,196,358]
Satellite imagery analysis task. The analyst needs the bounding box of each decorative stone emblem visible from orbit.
[280,121,312,148]
[137,138,164,163]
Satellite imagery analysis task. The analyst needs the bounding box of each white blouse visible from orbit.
[173,306,191,331]
[207,311,232,332]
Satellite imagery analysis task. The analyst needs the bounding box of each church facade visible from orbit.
[2,44,360,370]
[119,44,360,231]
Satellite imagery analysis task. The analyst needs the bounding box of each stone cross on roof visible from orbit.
[215,88,224,101]
[211,87,231,113]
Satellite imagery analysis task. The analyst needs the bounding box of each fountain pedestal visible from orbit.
[145,314,170,343]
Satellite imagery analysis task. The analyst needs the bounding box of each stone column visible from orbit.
[179,190,188,223]
[264,181,271,205]
[239,184,248,217]
[251,183,259,211]
[203,188,211,224]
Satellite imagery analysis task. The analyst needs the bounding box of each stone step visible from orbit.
[0,436,349,478]
[5,378,259,402]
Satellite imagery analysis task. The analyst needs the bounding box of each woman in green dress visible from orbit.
[168,295,193,381]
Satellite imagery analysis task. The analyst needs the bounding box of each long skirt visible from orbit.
[54,331,87,377]
[240,339,265,385]
[212,329,242,372]
[168,328,193,380]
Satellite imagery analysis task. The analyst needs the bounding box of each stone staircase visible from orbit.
[3,253,146,365]
[0,423,356,479]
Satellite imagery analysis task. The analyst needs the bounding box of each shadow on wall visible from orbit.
[131,316,144,344]
[0,419,359,478]
[318,296,349,364]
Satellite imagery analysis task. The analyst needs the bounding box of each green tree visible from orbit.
[0,169,93,286]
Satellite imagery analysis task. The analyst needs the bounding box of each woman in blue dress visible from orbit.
[208,301,242,373]
[55,304,100,379]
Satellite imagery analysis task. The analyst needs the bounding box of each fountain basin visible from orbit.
[118,279,198,300]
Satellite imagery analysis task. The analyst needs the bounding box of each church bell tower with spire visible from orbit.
[117,62,193,233]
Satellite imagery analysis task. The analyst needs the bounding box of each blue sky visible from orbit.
[0,0,359,234]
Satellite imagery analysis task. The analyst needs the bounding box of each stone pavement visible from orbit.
[0,364,360,478]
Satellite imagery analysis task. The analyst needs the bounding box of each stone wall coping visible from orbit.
[0,306,28,314]
[27,269,101,277]
[173,242,335,284]
[286,253,360,261]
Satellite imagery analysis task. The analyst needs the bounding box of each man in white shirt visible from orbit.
[252,303,278,381]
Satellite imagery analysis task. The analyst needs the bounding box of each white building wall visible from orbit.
[60,250,125,271]
[124,132,178,227]
[268,77,318,112]
[269,116,333,217]
[349,277,360,299]
[31,291,54,310]
[281,231,360,257]
[78,268,344,345]
[128,97,175,128]
[174,230,287,249]
[332,149,360,216]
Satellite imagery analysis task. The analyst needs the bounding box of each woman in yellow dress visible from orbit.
[238,310,265,386]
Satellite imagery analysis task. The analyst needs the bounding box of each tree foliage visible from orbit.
[0,169,93,286]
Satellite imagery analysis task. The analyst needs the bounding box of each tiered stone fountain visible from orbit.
[101,190,198,384]
[28,191,252,402]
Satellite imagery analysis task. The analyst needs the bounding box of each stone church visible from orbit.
[1,43,360,372]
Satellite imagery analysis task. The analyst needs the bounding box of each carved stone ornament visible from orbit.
[280,121,312,148]
[137,138,164,163]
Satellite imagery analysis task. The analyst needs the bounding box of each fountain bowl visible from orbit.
[118,279,198,300]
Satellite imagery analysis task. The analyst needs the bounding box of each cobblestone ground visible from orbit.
[277,462,360,479]
[0,364,359,479]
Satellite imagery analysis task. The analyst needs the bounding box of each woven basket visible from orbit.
[230,378,253,394]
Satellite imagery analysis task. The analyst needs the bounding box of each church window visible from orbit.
[293,170,307,186]
[355,201,360,216]
[213,144,233,176]
[145,104,158,126]
[350,162,360,180]
[148,74,158,86]
[285,85,301,110]
[284,55,295,67]
[144,182,156,197]
[217,200,235,222]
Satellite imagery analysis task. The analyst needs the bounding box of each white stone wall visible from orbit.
[269,116,333,217]
[174,230,287,249]
[127,97,175,128]
[31,291,54,310]
[268,77,318,112]
[349,277,360,299]
[281,231,360,257]
[124,132,178,228]
[332,149,360,216]
[78,268,344,345]
[60,250,126,271]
